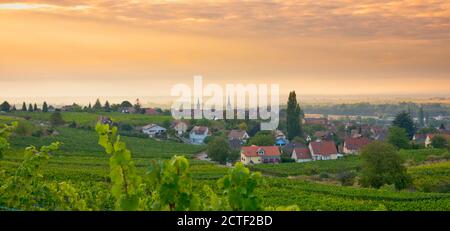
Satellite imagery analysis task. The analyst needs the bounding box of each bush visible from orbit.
[336,171,356,186]
[15,121,34,136]
[319,172,330,179]
[359,142,412,190]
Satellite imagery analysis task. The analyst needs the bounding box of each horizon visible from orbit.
[1,1,450,99]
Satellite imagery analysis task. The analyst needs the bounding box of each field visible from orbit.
[1,111,450,211]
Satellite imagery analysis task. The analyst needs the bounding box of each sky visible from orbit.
[1,0,450,105]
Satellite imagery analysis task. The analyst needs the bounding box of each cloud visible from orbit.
[1,0,449,40]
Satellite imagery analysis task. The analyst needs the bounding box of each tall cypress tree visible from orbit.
[33,103,38,111]
[42,101,48,112]
[418,106,425,128]
[22,102,27,111]
[93,99,102,111]
[392,111,416,140]
[28,103,33,112]
[286,91,303,140]
[104,100,111,112]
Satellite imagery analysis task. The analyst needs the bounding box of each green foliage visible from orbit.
[147,156,200,211]
[360,142,411,190]
[336,170,357,186]
[408,161,450,193]
[15,121,35,136]
[0,122,17,158]
[218,162,263,211]
[431,135,448,149]
[207,136,236,164]
[0,101,11,112]
[392,111,416,140]
[388,126,410,149]
[248,131,275,146]
[42,102,48,113]
[286,91,303,140]
[50,112,65,127]
[95,122,141,210]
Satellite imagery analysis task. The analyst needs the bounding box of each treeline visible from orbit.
[302,102,450,117]
[0,99,171,115]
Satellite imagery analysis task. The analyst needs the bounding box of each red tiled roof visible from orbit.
[292,148,311,159]
[145,108,160,115]
[191,126,208,135]
[344,137,372,151]
[228,130,247,139]
[310,141,338,156]
[241,146,280,157]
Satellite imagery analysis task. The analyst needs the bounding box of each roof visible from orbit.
[282,142,306,154]
[241,146,280,157]
[191,126,208,135]
[145,108,160,115]
[428,134,450,140]
[344,137,371,151]
[228,130,247,140]
[292,148,311,159]
[310,141,338,156]
[414,133,428,142]
[142,124,166,130]
[229,139,242,150]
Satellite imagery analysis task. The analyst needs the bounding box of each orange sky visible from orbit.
[1,0,450,102]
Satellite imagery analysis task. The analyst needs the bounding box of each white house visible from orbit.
[142,124,166,137]
[189,126,209,145]
[308,140,340,160]
[228,130,250,143]
[172,120,189,135]
[291,148,312,163]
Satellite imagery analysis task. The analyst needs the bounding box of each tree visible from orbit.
[0,101,11,112]
[93,99,102,110]
[28,103,33,112]
[42,102,49,112]
[431,135,448,149]
[88,102,92,110]
[392,111,416,140]
[33,103,38,111]
[418,107,425,128]
[11,105,16,111]
[22,102,27,111]
[248,131,275,146]
[238,122,248,131]
[104,101,111,112]
[388,126,410,149]
[50,112,65,127]
[286,91,303,140]
[120,101,133,108]
[360,141,411,190]
[207,137,238,164]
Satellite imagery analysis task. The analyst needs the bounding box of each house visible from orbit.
[240,145,281,165]
[343,137,372,154]
[142,124,166,137]
[120,107,136,114]
[145,108,160,115]
[172,120,189,135]
[282,142,306,155]
[309,140,340,160]
[189,126,209,145]
[291,148,312,163]
[275,137,287,146]
[228,130,250,143]
[314,131,333,141]
[413,133,428,146]
[305,118,328,126]
[425,134,450,147]
[273,129,288,146]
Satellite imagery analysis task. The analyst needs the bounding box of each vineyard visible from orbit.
[1,113,450,211]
